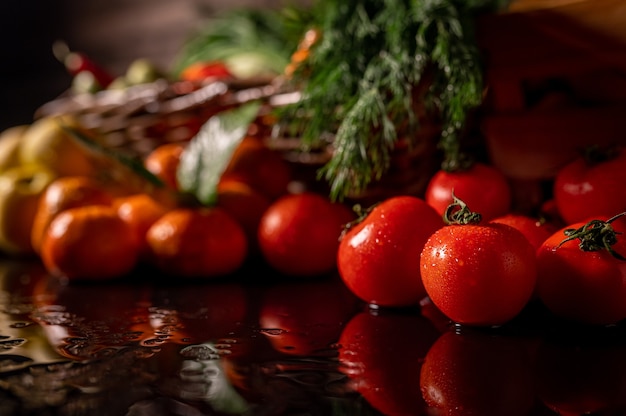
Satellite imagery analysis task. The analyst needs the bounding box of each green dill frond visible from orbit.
[281,0,511,200]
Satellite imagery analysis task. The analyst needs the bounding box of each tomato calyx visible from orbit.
[557,212,626,260]
[443,193,482,225]
[340,203,379,240]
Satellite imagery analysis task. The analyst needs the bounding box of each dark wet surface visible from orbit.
[1,257,626,415]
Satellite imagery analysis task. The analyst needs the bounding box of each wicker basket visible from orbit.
[35,73,443,205]
[35,77,281,158]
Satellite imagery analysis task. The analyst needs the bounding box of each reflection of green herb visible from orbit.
[281,0,510,201]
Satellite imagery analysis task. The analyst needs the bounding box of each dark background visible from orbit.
[0,0,311,131]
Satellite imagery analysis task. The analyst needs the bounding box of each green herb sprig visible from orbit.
[281,0,510,201]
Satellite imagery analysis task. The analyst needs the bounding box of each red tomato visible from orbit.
[554,146,626,225]
[420,330,535,416]
[338,309,440,416]
[257,192,355,277]
[258,277,359,356]
[337,196,443,307]
[420,204,537,326]
[536,216,626,325]
[179,61,233,82]
[490,213,557,250]
[146,207,248,278]
[425,162,512,221]
[539,198,566,229]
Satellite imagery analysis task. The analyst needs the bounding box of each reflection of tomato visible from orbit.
[536,218,626,325]
[420,329,535,416]
[534,338,626,415]
[31,276,153,360]
[338,309,439,416]
[149,282,249,355]
[258,277,359,356]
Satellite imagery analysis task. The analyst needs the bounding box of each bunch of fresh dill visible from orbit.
[280,0,511,201]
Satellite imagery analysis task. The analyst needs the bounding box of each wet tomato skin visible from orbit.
[536,222,626,325]
[554,147,626,225]
[490,213,557,250]
[420,222,537,326]
[257,192,355,277]
[337,196,443,307]
[425,163,512,222]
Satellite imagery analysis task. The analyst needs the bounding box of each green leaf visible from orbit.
[58,121,165,187]
[177,101,261,206]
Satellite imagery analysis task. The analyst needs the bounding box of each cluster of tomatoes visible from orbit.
[24,131,358,285]
[12,104,626,331]
[338,146,626,328]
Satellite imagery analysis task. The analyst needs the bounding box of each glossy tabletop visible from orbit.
[1,257,625,416]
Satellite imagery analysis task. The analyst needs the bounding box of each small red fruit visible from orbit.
[257,192,354,277]
[337,195,443,307]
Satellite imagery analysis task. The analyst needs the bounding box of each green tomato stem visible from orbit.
[557,211,626,260]
[443,192,482,226]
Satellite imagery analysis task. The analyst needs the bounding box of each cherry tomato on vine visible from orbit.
[536,213,626,325]
[420,196,537,326]
[553,146,626,225]
[337,196,443,307]
[425,162,512,221]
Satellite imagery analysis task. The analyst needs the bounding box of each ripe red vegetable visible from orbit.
[490,213,557,250]
[258,192,355,277]
[337,196,443,307]
[536,213,626,325]
[420,195,537,326]
[553,146,626,225]
[425,162,512,222]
